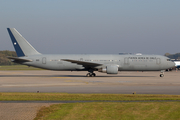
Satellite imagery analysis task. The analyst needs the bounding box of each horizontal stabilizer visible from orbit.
[7,56,32,62]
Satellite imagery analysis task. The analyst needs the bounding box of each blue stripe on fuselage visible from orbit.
[7,28,25,57]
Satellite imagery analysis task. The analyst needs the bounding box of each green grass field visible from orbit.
[1,93,180,120]
[34,102,180,120]
[1,93,180,101]
[0,65,42,70]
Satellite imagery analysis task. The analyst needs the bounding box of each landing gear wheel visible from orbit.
[86,73,96,77]
[160,74,164,77]
[160,70,165,77]
[91,73,96,77]
[86,73,91,77]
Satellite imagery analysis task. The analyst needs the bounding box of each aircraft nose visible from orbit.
[170,61,175,68]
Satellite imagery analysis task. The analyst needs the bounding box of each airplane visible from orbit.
[174,61,180,70]
[7,28,175,77]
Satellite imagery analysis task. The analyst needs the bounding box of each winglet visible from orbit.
[7,28,41,57]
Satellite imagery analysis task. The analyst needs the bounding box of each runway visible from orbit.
[0,70,180,95]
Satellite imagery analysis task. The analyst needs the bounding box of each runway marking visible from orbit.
[64,80,84,82]
[64,80,105,84]
[1,83,86,87]
[53,77,70,79]
[118,81,132,83]
[0,72,24,75]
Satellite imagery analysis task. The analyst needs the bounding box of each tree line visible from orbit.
[0,50,17,65]
[164,53,180,60]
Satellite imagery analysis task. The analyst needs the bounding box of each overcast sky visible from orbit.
[0,0,180,55]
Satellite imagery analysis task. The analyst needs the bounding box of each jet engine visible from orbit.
[98,65,118,74]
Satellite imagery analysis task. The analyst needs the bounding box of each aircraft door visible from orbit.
[156,58,161,65]
[42,57,46,64]
[124,57,129,65]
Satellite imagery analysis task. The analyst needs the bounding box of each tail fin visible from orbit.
[7,28,41,57]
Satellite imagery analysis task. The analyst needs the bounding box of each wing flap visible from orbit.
[61,59,102,67]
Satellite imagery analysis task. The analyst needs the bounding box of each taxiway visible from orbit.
[0,70,180,94]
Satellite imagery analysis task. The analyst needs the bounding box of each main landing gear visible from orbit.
[160,70,164,77]
[86,69,96,77]
[86,72,96,77]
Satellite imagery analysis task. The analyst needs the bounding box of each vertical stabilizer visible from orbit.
[7,28,41,57]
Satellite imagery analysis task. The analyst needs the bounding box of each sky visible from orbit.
[0,0,180,55]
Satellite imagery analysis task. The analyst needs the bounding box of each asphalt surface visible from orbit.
[0,102,54,120]
[0,70,180,95]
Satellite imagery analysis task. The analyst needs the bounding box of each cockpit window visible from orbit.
[167,59,171,61]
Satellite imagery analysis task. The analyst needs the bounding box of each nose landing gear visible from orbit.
[160,70,164,77]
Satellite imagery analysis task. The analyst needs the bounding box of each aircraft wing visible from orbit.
[61,59,102,67]
[7,56,32,62]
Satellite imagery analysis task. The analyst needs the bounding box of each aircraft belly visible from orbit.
[121,65,146,71]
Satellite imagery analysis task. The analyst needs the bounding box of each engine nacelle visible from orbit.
[98,65,118,74]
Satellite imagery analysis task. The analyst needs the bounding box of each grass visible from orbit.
[1,93,180,119]
[34,102,180,120]
[0,65,42,70]
[1,93,180,101]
